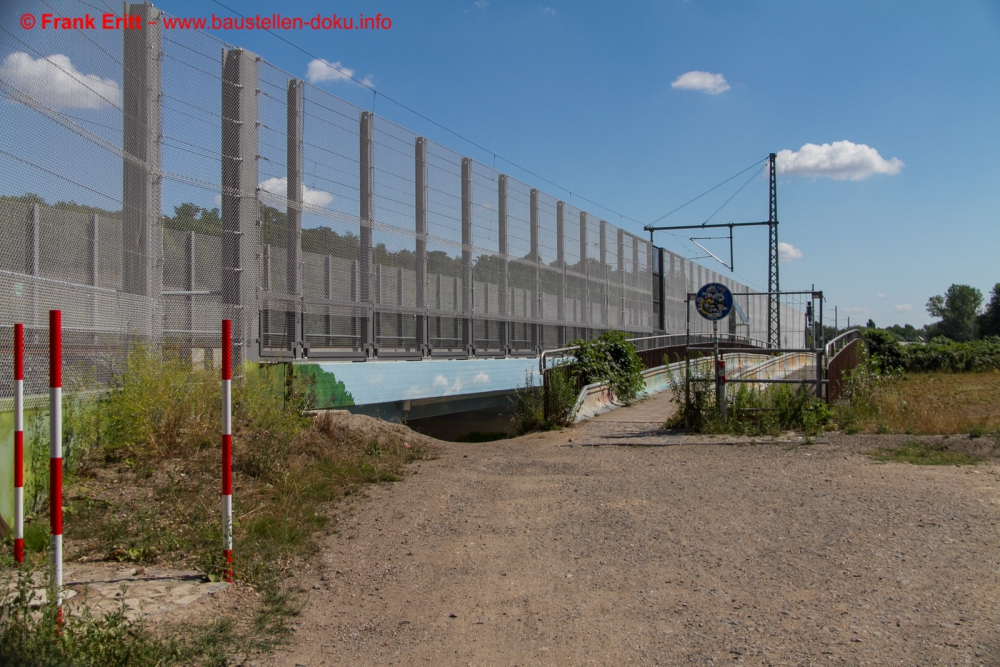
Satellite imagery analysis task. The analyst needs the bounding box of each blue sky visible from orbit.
[3,1,999,329]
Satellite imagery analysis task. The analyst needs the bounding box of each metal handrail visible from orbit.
[824,329,863,362]
[539,332,767,372]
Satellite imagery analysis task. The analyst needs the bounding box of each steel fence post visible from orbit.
[530,188,540,350]
[497,174,509,354]
[123,3,162,341]
[286,79,304,357]
[221,47,260,368]
[359,111,375,356]
[556,201,566,346]
[415,137,429,355]
[461,158,474,355]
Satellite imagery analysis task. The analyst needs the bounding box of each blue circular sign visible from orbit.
[695,282,734,321]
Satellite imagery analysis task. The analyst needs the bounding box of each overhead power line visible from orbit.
[210,0,643,229]
[646,157,768,227]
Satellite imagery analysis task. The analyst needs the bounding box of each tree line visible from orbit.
[863,283,1000,343]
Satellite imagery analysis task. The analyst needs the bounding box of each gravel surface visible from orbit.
[265,406,1000,666]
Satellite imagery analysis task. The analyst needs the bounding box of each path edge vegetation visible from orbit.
[0,343,437,666]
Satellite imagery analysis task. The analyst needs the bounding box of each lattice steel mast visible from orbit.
[644,153,782,346]
[767,152,779,349]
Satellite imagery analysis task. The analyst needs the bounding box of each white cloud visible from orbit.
[433,374,465,396]
[258,177,333,210]
[895,304,913,312]
[776,141,903,181]
[778,242,802,262]
[0,52,121,110]
[305,58,373,88]
[473,371,489,384]
[542,6,556,14]
[474,0,490,7]
[876,293,885,298]
[671,71,730,95]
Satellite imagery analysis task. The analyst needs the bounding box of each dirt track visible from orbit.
[266,395,1000,666]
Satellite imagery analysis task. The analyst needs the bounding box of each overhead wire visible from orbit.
[646,157,768,227]
[209,0,644,229]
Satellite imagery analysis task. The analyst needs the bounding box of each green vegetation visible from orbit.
[570,331,646,407]
[0,568,234,666]
[2,345,435,665]
[669,369,830,437]
[514,331,647,434]
[868,442,982,466]
[512,372,552,435]
[904,336,1000,373]
[926,284,983,342]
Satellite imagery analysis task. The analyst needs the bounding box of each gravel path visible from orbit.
[266,399,1000,666]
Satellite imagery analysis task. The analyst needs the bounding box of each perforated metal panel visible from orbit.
[0,0,795,403]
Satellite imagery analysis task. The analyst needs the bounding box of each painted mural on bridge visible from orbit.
[300,358,539,410]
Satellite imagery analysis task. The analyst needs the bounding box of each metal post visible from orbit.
[529,189,540,350]
[497,174,509,353]
[816,292,824,399]
[88,213,99,344]
[767,152,780,349]
[579,211,588,332]
[461,158,474,354]
[556,201,566,346]
[49,310,63,624]
[599,220,607,328]
[261,244,271,347]
[221,320,233,582]
[286,79,304,357]
[185,230,195,351]
[415,137,429,355]
[13,323,24,563]
[684,293,691,428]
[27,202,39,328]
[657,247,666,332]
[359,111,375,356]
[324,255,333,347]
[123,3,162,340]
[713,319,722,416]
[221,47,260,366]
[617,228,625,327]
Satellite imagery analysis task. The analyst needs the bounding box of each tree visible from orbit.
[926,284,983,342]
[979,283,1000,338]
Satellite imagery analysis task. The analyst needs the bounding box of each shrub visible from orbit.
[862,328,905,373]
[513,371,544,435]
[544,363,579,426]
[670,367,830,436]
[903,336,1000,372]
[571,331,645,406]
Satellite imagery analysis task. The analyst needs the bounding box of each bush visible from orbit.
[832,351,905,433]
[544,363,579,426]
[571,331,645,406]
[513,371,544,435]
[903,336,1000,372]
[862,328,905,373]
[670,368,830,436]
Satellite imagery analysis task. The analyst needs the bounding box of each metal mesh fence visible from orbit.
[0,0,797,401]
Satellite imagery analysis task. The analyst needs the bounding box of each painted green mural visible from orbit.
[294,365,355,409]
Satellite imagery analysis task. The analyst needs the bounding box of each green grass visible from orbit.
[868,442,982,466]
[2,346,437,665]
[0,568,234,667]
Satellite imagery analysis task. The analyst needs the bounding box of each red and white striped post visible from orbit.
[221,320,233,583]
[13,323,24,563]
[49,310,63,618]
